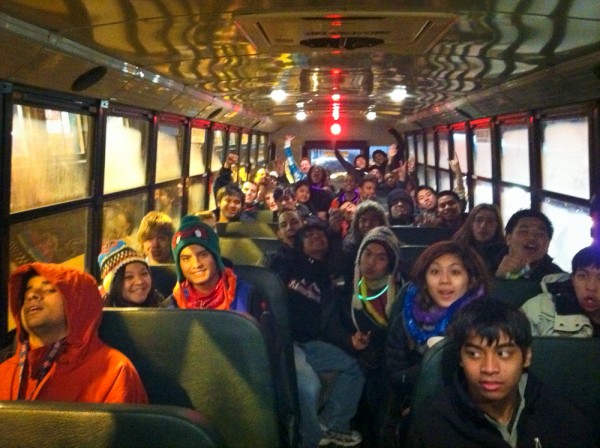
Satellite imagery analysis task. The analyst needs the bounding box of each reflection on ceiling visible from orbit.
[0,0,598,130]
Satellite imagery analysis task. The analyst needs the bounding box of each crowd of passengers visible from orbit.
[1,135,599,448]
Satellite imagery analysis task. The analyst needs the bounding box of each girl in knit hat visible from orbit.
[386,241,489,413]
[98,240,163,307]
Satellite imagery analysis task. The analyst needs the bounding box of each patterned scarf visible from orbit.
[172,267,237,309]
[403,283,483,345]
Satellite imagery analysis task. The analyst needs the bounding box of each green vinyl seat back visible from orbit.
[234,264,300,447]
[390,226,453,246]
[219,237,284,267]
[255,209,276,223]
[99,309,279,448]
[490,278,542,308]
[0,401,225,448]
[216,221,278,239]
[410,336,600,439]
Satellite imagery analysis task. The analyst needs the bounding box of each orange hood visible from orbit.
[9,263,103,360]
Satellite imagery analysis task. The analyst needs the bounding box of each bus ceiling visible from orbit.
[0,1,598,131]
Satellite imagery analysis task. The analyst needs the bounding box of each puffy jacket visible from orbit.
[521,273,594,337]
[0,263,148,403]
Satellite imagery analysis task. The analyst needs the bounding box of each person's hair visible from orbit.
[359,174,379,188]
[300,157,310,165]
[572,245,600,272]
[354,154,368,167]
[307,165,327,187]
[505,209,554,240]
[293,180,311,192]
[216,184,244,203]
[368,165,384,177]
[410,241,490,310]
[415,185,436,199]
[137,211,175,247]
[449,299,532,355]
[242,180,258,188]
[293,220,330,253]
[372,149,387,160]
[104,262,162,307]
[437,190,461,204]
[273,186,295,202]
[453,204,504,246]
[195,210,217,222]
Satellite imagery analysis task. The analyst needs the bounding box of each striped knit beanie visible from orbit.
[98,239,147,294]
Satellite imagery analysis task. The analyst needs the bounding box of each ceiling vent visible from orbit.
[234,11,456,54]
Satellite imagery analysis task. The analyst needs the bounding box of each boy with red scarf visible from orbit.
[162,215,255,311]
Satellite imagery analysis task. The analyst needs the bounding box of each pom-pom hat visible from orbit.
[98,240,147,294]
[171,215,223,281]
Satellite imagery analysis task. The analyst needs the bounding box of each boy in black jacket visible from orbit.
[406,300,596,448]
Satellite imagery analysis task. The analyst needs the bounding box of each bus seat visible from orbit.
[410,337,600,438]
[390,226,453,246]
[216,221,278,239]
[99,309,279,448]
[219,237,283,266]
[490,278,542,308]
[255,209,276,223]
[397,245,428,278]
[0,401,225,448]
[234,265,300,447]
[149,264,178,298]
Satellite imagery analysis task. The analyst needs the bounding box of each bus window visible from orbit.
[500,185,531,225]
[407,135,416,160]
[258,134,267,165]
[473,127,492,179]
[473,180,494,206]
[541,116,589,199]
[500,123,530,187]
[11,105,93,212]
[453,130,468,176]
[439,171,451,191]
[156,122,184,182]
[438,132,449,170]
[426,167,437,190]
[426,131,435,167]
[188,178,207,216]
[310,147,362,190]
[211,129,225,173]
[190,127,207,176]
[102,194,148,248]
[105,116,149,194]
[543,198,592,271]
[154,185,182,229]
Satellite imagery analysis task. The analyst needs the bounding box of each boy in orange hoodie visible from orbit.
[0,262,148,403]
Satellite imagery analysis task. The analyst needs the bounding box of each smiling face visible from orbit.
[310,167,325,184]
[179,244,220,293]
[278,211,303,246]
[437,194,461,222]
[505,217,550,263]
[218,194,243,221]
[121,262,152,305]
[572,266,600,322]
[300,158,311,173]
[460,332,531,419]
[20,275,68,348]
[425,253,470,308]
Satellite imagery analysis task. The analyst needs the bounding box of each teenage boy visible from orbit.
[163,215,256,311]
[137,211,175,264]
[214,184,256,223]
[0,263,148,403]
[495,209,563,281]
[406,299,595,448]
[521,245,600,337]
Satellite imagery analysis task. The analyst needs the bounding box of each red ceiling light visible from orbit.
[331,93,340,101]
[330,123,341,136]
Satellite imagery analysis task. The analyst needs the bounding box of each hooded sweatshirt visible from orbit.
[0,263,148,403]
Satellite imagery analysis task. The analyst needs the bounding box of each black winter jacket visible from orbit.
[406,373,597,448]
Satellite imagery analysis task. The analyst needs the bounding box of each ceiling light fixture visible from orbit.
[390,86,408,102]
[296,110,307,121]
[366,111,376,120]
[270,89,287,103]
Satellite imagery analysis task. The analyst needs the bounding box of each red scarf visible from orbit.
[172,267,237,309]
